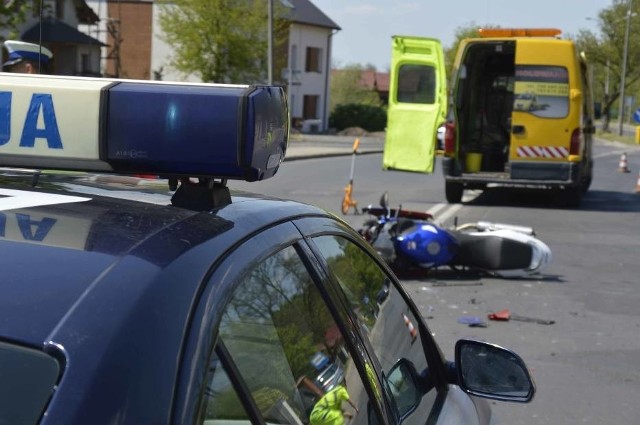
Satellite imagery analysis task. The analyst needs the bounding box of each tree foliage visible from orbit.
[158,0,289,83]
[329,103,387,132]
[0,1,30,42]
[330,64,382,112]
[575,0,640,130]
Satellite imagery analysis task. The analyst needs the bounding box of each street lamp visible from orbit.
[618,3,633,136]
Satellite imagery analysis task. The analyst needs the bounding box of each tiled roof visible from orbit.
[289,0,340,30]
[333,69,390,92]
[23,18,105,46]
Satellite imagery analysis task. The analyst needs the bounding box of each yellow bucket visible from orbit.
[465,152,482,173]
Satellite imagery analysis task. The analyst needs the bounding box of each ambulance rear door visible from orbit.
[383,36,446,174]
[510,38,578,168]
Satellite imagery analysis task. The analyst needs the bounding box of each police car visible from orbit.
[0,73,534,425]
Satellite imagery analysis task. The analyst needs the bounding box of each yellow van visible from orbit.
[383,29,594,206]
[442,28,595,206]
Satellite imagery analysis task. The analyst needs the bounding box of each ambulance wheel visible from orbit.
[445,182,463,203]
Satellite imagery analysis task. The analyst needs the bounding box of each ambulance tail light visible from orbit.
[569,128,582,158]
[444,122,456,155]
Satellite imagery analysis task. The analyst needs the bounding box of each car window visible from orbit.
[199,352,251,423]
[396,64,436,104]
[0,341,59,425]
[311,235,439,425]
[200,244,374,425]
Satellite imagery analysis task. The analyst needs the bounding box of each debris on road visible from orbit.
[488,308,555,325]
[457,316,488,327]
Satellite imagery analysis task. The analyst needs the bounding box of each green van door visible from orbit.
[383,36,446,174]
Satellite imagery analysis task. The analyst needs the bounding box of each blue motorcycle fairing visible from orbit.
[395,222,458,267]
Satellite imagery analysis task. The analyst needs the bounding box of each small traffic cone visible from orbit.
[402,313,418,343]
[635,171,640,193]
[619,152,630,173]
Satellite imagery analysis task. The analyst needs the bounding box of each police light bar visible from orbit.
[0,74,288,181]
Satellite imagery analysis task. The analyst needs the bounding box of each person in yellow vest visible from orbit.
[309,384,358,425]
[3,40,53,74]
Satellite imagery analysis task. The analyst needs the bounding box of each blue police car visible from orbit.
[0,74,534,425]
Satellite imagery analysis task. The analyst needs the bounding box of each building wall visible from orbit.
[106,1,152,79]
[288,23,333,130]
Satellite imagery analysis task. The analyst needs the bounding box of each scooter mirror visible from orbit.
[380,192,389,209]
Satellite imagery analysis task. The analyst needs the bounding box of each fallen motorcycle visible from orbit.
[358,193,552,278]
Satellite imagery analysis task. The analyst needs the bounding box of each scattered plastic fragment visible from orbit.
[457,316,488,327]
[488,309,555,325]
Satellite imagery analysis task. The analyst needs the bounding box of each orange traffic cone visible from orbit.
[635,171,640,193]
[402,313,418,343]
[619,152,631,173]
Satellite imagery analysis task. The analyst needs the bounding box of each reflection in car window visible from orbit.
[312,236,438,425]
[396,64,436,104]
[0,341,59,425]
[201,245,372,425]
[199,353,250,423]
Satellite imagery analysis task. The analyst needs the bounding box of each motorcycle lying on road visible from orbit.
[358,193,552,278]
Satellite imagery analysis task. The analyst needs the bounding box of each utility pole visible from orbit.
[618,2,632,136]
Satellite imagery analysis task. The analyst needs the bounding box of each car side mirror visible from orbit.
[385,358,421,420]
[455,339,535,403]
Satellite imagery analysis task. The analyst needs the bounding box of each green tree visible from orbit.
[330,64,382,112]
[575,0,640,132]
[0,1,30,41]
[158,0,289,83]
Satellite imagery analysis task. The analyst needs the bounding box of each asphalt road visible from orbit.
[229,141,640,425]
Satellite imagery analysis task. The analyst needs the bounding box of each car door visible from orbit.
[383,36,446,174]
[173,221,387,425]
[295,217,485,425]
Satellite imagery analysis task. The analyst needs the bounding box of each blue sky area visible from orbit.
[311,0,609,71]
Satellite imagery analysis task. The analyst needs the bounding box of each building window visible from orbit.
[305,47,322,73]
[291,44,297,70]
[81,54,90,73]
[303,95,319,119]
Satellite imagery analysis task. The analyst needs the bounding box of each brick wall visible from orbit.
[106,1,152,79]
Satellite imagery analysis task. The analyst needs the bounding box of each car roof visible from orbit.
[0,176,328,348]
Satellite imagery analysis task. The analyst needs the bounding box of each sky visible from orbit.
[310,0,609,71]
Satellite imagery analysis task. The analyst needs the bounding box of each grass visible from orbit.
[595,130,640,146]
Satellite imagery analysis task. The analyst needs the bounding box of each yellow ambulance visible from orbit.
[442,28,595,206]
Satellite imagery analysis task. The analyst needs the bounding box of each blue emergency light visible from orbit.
[0,74,289,181]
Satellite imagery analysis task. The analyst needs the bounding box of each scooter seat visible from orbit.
[453,231,533,270]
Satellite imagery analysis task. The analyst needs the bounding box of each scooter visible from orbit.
[358,193,552,278]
